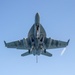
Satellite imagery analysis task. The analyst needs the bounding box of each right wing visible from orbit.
[46,38,70,49]
[4,38,28,50]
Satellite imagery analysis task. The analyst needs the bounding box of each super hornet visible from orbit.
[4,13,70,57]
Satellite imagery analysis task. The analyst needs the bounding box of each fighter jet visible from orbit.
[4,13,70,58]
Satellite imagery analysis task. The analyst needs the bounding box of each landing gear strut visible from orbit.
[44,49,46,53]
[28,50,30,53]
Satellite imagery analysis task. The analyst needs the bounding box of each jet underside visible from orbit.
[4,13,70,57]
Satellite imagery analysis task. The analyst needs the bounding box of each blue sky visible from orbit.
[0,0,75,75]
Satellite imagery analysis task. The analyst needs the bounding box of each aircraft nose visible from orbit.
[35,12,40,23]
[36,13,39,16]
[35,13,40,19]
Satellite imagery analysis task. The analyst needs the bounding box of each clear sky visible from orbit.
[0,0,75,75]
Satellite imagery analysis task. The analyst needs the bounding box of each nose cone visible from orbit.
[36,13,39,17]
[35,13,40,24]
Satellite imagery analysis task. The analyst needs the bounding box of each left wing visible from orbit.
[4,38,28,50]
[46,38,70,49]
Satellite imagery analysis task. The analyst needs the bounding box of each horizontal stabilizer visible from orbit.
[41,51,52,57]
[21,51,32,56]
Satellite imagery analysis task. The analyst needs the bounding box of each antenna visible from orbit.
[36,55,38,63]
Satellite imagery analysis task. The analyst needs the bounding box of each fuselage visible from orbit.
[27,13,47,55]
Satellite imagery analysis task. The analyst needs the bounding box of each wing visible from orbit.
[4,38,28,50]
[46,38,70,49]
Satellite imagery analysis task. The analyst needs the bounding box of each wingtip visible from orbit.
[67,39,70,45]
[4,41,7,46]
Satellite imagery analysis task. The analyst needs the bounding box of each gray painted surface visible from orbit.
[4,13,70,57]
